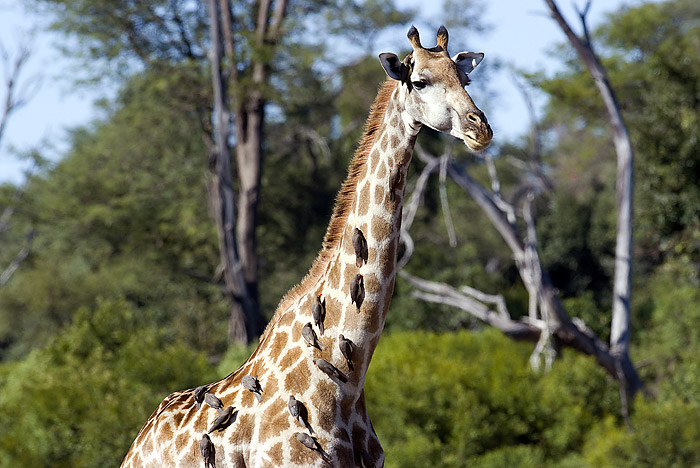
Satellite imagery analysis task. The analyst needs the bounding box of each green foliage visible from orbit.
[25,0,208,78]
[0,63,230,360]
[365,329,620,467]
[585,398,700,468]
[0,298,215,468]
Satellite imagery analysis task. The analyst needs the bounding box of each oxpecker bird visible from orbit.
[207,406,235,433]
[199,433,215,468]
[302,322,325,351]
[350,274,364,310]
[314,357,348,385]
[294,432,328,462]
[193,385,208,410]
[389,162,403,201]
[288,395,313,433]
[294,432,319,451]
[352,228,369,267]
[204,392,223,412]
[312,295,326,335]
[338,334,355,371]
[241,375,263,402]
[288,395,301,421]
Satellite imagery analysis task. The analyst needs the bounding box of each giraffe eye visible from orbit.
[412,80,427,90]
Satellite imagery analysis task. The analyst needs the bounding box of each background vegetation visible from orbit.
[1,0,699,466]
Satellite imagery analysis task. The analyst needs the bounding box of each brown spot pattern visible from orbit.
[357,183,371,217]
[376,161,387,179]
[229,412,254,445]
[374,185,385,204]
[174,432,188,452]
[260,397,288,442]
[368,436,383,460]
[278,310,294,328]
[172,412,184,428]
[156,422,173,446]
[367,303,384,336]
[363,273,381,296]
[324,295,342,331]
[269,331,289,362]
[352,423,367,445]
[370,150,380,173]
[390,134,400,148]
[290,320,302,342]
[284,359,311,395]
[380,239,398,279]
[279,345,302,370]
[343,228,355,257]
[340,395,354,422]
[268,442,284,465]
[370,215,391,241]
[311,380,337,433]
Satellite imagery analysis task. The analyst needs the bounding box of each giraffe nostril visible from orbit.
[467,112,482,125]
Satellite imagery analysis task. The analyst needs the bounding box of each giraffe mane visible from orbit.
[259,78,398,342]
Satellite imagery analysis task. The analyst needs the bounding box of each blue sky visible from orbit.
[0,0,648,184]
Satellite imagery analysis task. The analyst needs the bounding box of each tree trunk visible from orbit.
[545,0,642,400]
[233,90,265,339]
[206,0,262,344]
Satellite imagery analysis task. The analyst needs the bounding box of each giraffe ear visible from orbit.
[379,53,405,81]
[453,51,484,75]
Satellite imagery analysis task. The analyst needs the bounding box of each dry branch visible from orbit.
[545,0,642,403]
[0,231,33,287]
[400,141,639,396]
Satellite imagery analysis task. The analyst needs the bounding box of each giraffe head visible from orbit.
[379,25,493,151]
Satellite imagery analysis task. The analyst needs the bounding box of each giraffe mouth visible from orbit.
[462,133,491,152]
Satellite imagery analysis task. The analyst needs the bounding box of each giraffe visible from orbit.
[121,25,492,468]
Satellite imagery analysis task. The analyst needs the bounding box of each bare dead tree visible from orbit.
[401,141,641,410]
[0,38,40,145]
[205,0,289,344]
[397,0,642,415]
[0,37,40,289]
[0,231,34,287]
[545,0,640,418]
[206,0,258,345]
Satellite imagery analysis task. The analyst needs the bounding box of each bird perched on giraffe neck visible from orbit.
[241,375,263,402]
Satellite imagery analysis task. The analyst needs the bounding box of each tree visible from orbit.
[394,0,646,417]
[0,298,215,468]
[0,65,232,360]
[204,0,288,344]
[0,37,40,288]
[26,0,413,344]
[544,0,640,418]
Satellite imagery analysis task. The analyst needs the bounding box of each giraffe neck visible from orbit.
[328,82,417,375]
[258,79,418,388]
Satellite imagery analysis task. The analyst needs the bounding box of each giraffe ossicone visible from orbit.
[120,25,491,468]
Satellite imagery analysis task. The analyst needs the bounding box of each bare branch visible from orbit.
[0,187,22,235]
[458,284,509,319]
[545,0,641,398]
[576,0,594,50]
[401,270,541,340]
[438,152,457,247]
[0,38,40,146]
[397,146,440,269]
[402,144,441,233]
[0,231,33,287]
[482,150,517,224]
